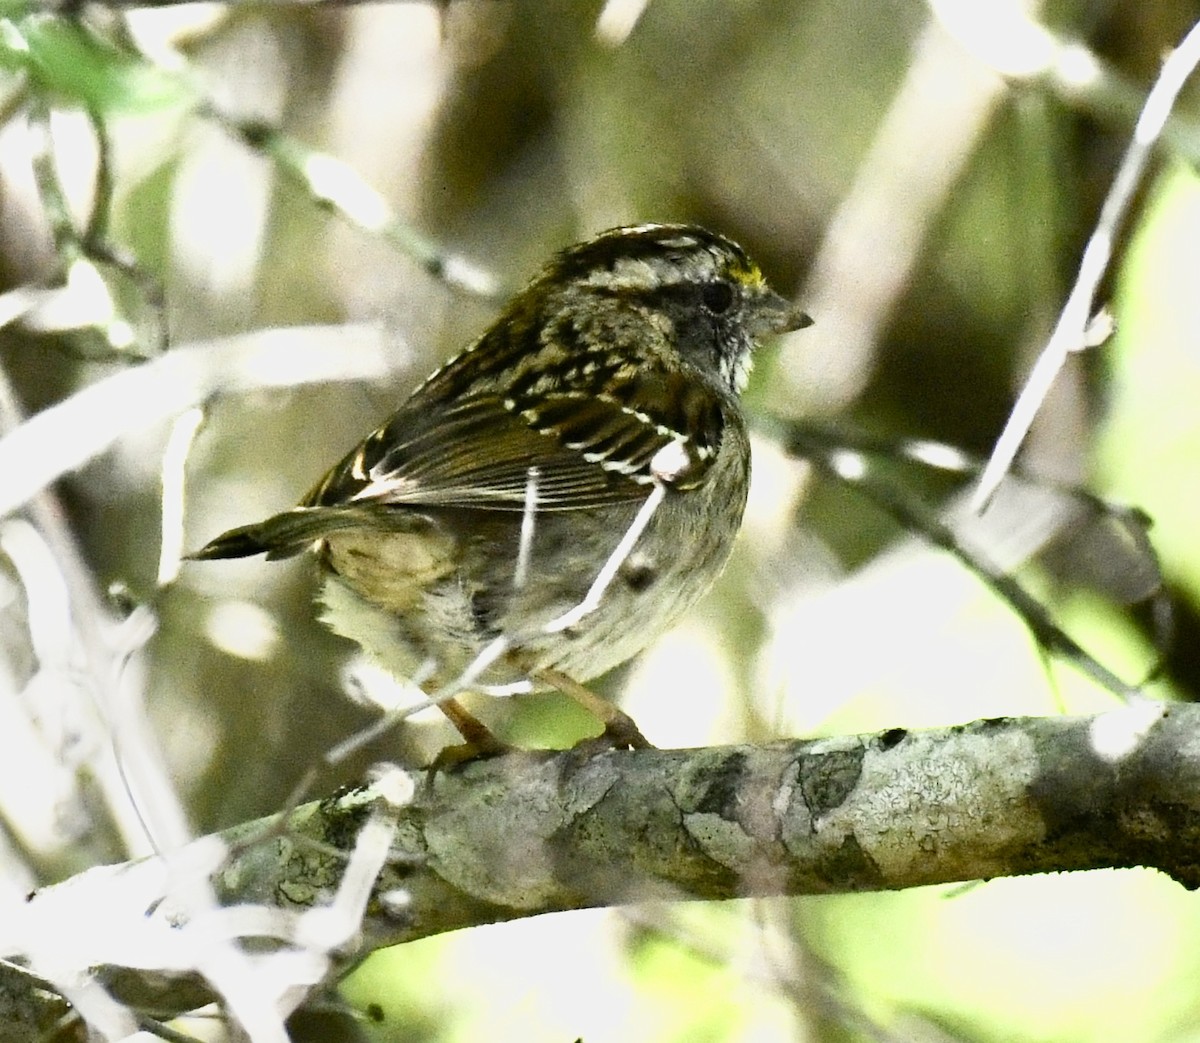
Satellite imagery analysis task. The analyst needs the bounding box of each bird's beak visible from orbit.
[750,290,813,337]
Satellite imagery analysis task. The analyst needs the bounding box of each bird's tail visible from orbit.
[190,506,403,562]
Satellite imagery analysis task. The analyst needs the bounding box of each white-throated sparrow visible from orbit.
[194,224,810,752]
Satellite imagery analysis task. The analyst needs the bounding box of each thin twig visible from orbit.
[202,105,498,298]
[83,105,114,245]
[786,422,1144,702]
[0,323,402,521]
[157,407,206,586]
[26,97,79,262]
[972,17,1200,511]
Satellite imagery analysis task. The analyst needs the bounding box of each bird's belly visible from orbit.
[317,479,744,692]
[489,492,739,681]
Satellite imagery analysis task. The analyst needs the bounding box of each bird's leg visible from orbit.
[530,665,653,750]
[433,695,510,757]
[424,696,511,781]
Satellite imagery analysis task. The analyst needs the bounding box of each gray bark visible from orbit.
[5,702,1198,1037]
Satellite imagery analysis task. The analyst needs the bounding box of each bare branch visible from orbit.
[202,106,498,298]
[0,323,405,521]
[972,16,1200,510]
[5,701,1198,1032]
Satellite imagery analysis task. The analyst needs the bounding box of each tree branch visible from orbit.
[5,702,1199,1035]
[237,702,1196,949]
[0,323,404,520]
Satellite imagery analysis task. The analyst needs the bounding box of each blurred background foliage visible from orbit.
[2,0,1200,1040]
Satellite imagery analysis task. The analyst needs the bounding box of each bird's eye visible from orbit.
[701,282,734,314]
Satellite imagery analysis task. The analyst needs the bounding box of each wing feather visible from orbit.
[304,367,728,512]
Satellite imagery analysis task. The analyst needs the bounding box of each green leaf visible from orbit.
[8,14,193,114]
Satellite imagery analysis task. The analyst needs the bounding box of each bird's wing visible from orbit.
[304,370,727,513]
